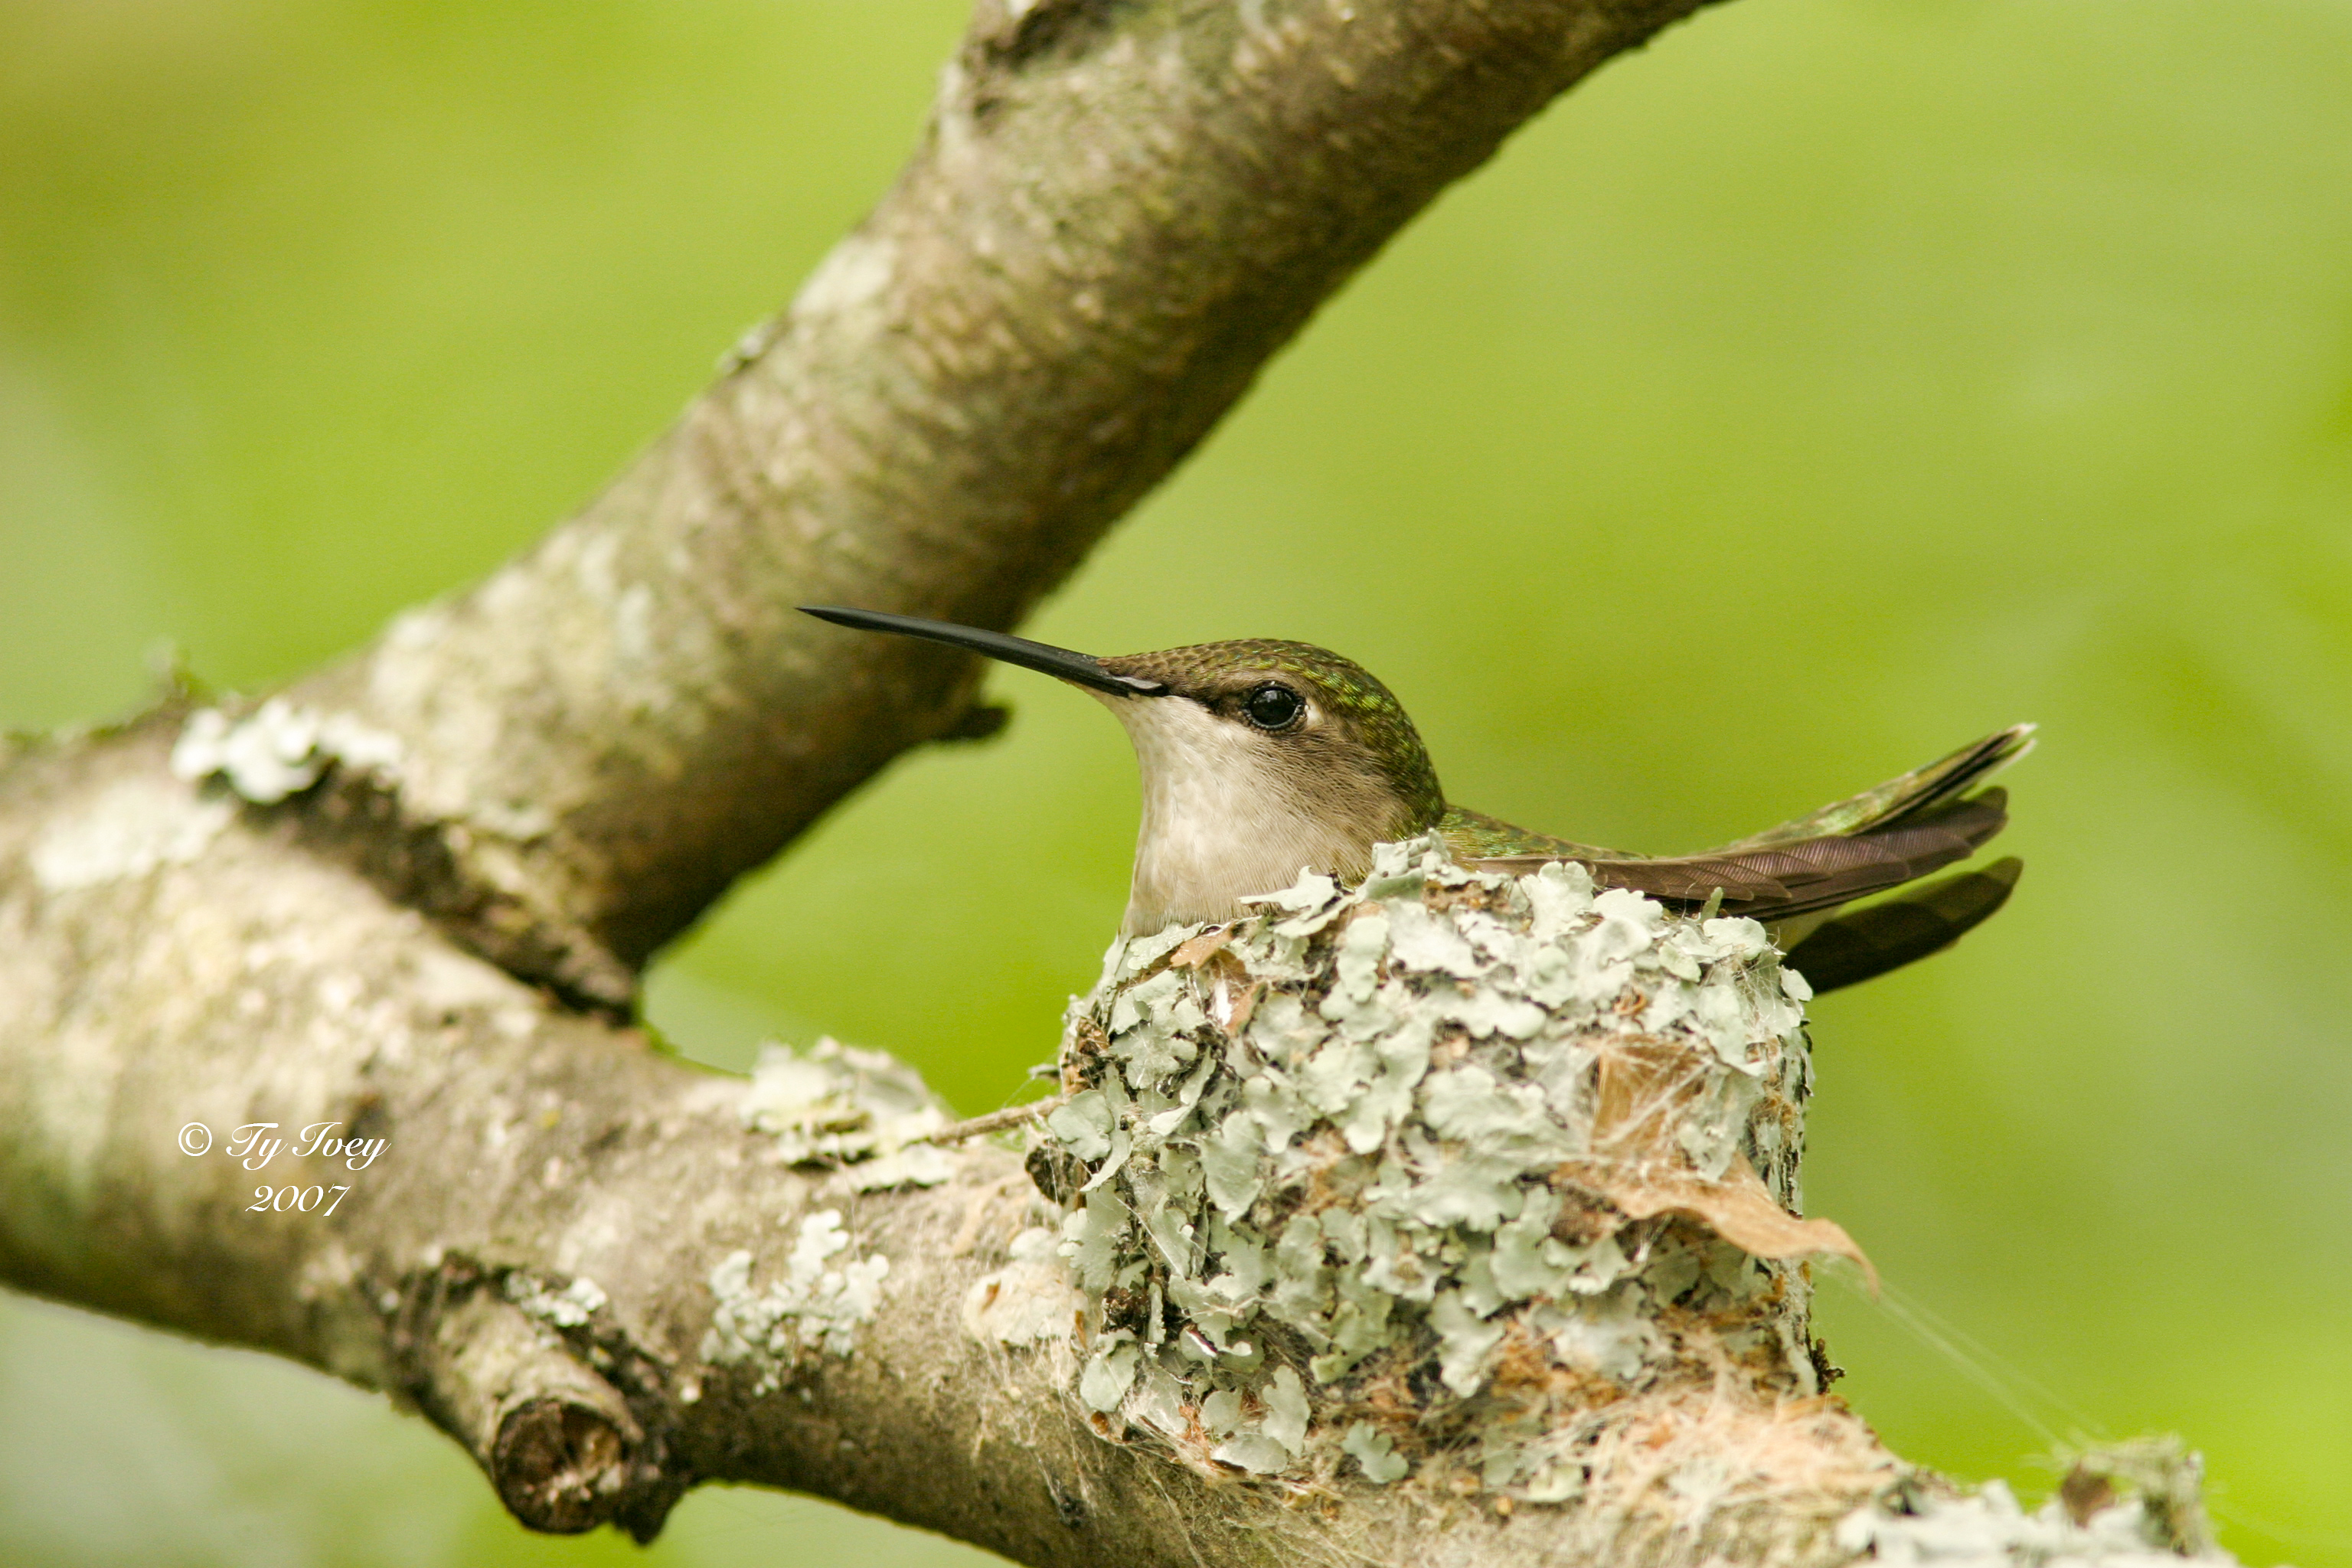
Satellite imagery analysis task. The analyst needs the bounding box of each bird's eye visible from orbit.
[1241,683,1305,731]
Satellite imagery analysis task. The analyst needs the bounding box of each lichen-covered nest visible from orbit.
[1034,835,1868,1498]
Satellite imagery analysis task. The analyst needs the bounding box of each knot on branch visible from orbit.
[1037,834,1866,1501]
[493,1396,633,1533]
[391,1257,686,1541]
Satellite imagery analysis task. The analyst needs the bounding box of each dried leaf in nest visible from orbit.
[1591,1038,1711,1152]
[1215,978,1263,1034]
[1168,927,1234,969]
[1579,1154,1877,1290]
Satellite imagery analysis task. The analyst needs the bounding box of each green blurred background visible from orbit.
[4,0,2349,1561]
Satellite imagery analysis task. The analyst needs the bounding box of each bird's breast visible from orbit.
[1115,701,1374,936]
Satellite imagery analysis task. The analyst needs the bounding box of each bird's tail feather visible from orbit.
[1459,724,2033,980]
[1782,858,2024,995]
[1474,789,2010,923]
[1709,724,2036,853]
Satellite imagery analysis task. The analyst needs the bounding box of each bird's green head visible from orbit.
[1094,638,1447,831]
[801,607,1446,931]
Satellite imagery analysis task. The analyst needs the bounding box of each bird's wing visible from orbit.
[1437,805,1630,864]
[1700,724,2035,853]
[1779,858,2023,995]
[1464,789,2010,923]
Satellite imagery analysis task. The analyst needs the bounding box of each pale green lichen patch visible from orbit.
[171,700,405,804]
[702,1210,891,1385]
[1039,834,1857,1498]
[506,1272,608,1329]
[741,1037,953,1190]
[1837,1441,2227,1567]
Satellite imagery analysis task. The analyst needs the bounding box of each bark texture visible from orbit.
[0,0,2238,1562]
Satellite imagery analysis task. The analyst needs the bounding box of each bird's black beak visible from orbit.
[799,606,1167,697]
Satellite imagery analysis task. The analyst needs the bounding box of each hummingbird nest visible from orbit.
[1032,833,1867,1499]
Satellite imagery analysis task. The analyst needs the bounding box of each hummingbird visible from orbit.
[801,606,2030,994]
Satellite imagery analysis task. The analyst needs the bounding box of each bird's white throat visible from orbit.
[1101,694,1376,936]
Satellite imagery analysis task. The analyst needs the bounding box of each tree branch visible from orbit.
[0,0,2245,1560]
